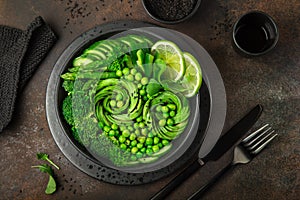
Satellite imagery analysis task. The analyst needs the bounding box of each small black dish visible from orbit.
[232,11,279,57]
[142,0,201,24]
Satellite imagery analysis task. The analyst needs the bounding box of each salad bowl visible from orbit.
[46,21,226,185]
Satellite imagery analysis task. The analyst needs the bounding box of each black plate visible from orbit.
[46,21,226,185]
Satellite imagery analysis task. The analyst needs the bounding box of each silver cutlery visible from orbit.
[150,104,263,200]
[188,123,278,200]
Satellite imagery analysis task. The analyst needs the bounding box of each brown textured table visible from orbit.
[0,0,299,199]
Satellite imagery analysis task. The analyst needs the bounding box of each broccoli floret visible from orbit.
[107,55,129,71]
[62,95,74,126]
[62,80,74,94]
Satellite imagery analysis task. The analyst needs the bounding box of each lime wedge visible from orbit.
[151,40,185,81]
[181,52,202,97]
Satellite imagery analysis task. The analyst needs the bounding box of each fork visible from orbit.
[188,124,278,200]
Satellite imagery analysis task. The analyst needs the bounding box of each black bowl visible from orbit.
[142,0,201,24]
[46,21,226,185]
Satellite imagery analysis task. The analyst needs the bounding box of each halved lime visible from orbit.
[151,40,185,81]
[181,52,202,97]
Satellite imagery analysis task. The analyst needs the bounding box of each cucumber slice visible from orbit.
[84,49,107,59]
[73,57,93,67]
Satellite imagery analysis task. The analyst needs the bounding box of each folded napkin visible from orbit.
[0,16,57,132]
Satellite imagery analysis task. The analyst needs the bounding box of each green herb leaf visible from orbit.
[36,153,60,170]
[146,79,163,97]
[31,164,54,176]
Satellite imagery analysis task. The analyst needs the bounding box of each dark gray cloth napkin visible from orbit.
[0,16,57,132]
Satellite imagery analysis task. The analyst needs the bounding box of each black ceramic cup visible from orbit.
[232,11,279,56]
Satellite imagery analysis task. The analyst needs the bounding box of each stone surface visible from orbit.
[0,0,299,199]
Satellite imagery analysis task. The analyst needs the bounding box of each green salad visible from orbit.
[61,34,202,166]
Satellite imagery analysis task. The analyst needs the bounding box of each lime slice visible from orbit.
[181,52,202,97]
[151,40,185,81]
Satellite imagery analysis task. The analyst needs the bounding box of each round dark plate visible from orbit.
[46,21,226,185]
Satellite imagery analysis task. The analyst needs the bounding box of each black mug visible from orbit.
[232,11,279,57]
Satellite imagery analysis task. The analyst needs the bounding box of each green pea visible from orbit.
[167,118,174,126]
[141,128,148,136]
[134,122,140,129]
[117,101,124,108]
[135,72,142,81]
[139,122,145,129]
[146,148,153,155]
[137,143,143,149]
[103,126,111,132]
[135,129,140,136]
[137,83,142,89]
[162,140,169,146]
[163,112,169,118]
[138,136,146,144]
[125,139,131,146]
[111,123,118,130]
[116,70,123,77]
[127,126,134,132]
[152,145,160,153]
[119,136,126,143]
[109,130,115,136]
[141,147,146,153]
[156,105,162,112]
[136,116,143,122]
[129,133,136,141]
[169,110,176,117]
[131,147,138,154]
[143,95,148,101]
[139,89,146,96]
[148,132,154,138]
[122,130,130,137]
[167,104,176,110]
[159,119,166,127]
[130,68,137,75]
[116,94,123,101]
[161,106,169,113]
[146,137,153,145]
[158,143,163,148]
[122,68,130,75]
[131,140,137,147]
[126,74,134,81]
[110,100,117,107]
[153,137,160,144]
[141,77,149,85]
[136,152,143,158]
[120,143,127,150]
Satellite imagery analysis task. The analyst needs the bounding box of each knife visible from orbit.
[150,104,263,200]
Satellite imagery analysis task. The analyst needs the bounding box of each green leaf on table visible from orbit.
[36,153,60,170]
